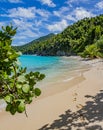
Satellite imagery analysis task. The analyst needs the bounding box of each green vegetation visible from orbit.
[0,25,45,116]
[80,35,103,58]
[13,33,55,54]
[14,14,103,58]
[1,14,103,116]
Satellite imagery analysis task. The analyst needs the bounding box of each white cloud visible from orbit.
[58,6,69,13]
[12,18,43,45]
[66,0,75,4]
[1,6,51,45]
[66,14,76,21]
[53,6,69,17]
[53,11,60,17]
[13,28,43,45]
[53,7,94,22]
[53,6,76,22]
[12,19,33,30]
[16,30,39,38]
[7,7,36,18]
[38,0,56,7]
[37,9,51,18]
[74,7,94,20]
[66,0,88,4]
[96,1,103,9]
[22,30,39,38]
[47,20,68,32]
[66,0,89,8]
[34,20,42,27]
[2,7,51,20]
[12,18,42,35]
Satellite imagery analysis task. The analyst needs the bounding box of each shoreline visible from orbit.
[36,56,91,99]
[37,65,91,100]
[0,58,103,130]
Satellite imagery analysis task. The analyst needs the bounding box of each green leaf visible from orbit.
[22,84,30,93]
[34,88,41,96]
[10,106,17,115]
[0,25,44,115]
[28,97,33,104]
[17,102,25,113]
[18,75,25,82]
[29,79,36,87]
[6,26,11,32]
[16,84,22,89]
[4,58,9,62]
[6,104,12,111]
[4,95,12,103]
[39,74,45,80]
[16,51,22,56]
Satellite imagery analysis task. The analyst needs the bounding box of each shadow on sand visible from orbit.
[39,90,103,130]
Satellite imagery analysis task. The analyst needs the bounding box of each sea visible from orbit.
[0,55,88,110]
[19,55,88,86]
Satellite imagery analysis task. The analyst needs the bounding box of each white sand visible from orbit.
[0,58,103,130]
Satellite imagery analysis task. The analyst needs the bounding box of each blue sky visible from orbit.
[0,0,103,46]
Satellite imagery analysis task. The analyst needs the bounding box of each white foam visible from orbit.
[63,77,74,82]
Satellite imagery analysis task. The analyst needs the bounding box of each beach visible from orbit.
[0,58,103,130]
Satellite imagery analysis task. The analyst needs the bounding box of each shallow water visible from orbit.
[0,55,88,110]
[19,55,88,86]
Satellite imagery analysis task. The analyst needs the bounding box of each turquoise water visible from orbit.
[19,55,60,74]
[0,55,87,109]
[19,55,86,83]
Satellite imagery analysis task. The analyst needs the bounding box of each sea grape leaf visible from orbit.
[6,104,12,111]
[17,102,25,113]
[22,84,30,93]
[10,106,17,115]
[0,25,45,116]
[16,84,22,89]
[34,88,41,96]
[4,95,12,103]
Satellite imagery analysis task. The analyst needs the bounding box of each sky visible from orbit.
[0,0,103,46]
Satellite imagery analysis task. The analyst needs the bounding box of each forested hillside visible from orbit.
[13,14,103,58]
[13,33,55,54]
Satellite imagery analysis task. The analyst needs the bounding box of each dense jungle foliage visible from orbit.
[13,14,103,58]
